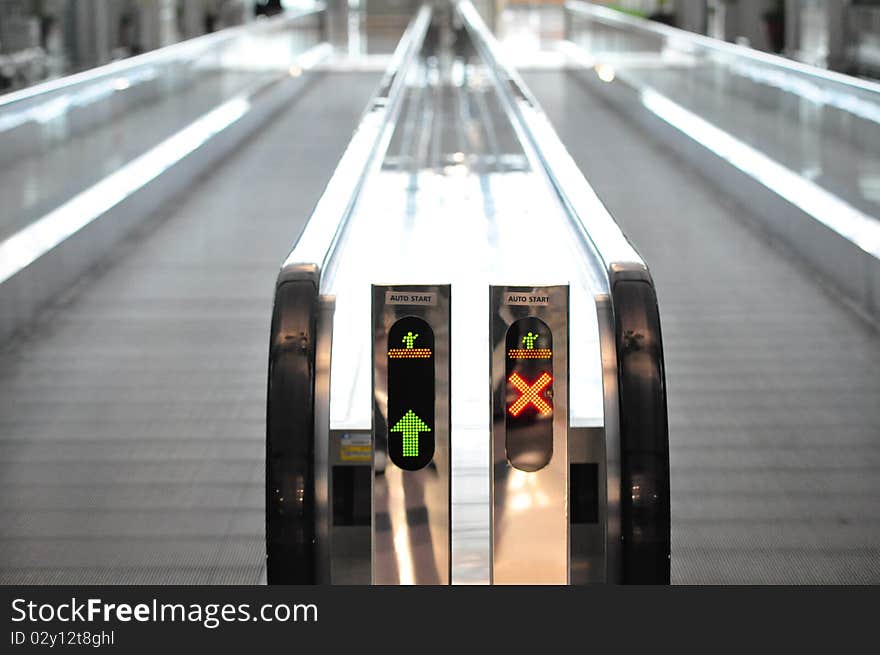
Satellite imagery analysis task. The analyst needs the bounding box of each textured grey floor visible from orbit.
[525,69,880,584]
[0,71,380,584]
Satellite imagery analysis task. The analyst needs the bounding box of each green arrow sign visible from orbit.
[390,410,431,457]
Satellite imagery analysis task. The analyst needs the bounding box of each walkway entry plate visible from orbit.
[372,285,451,584]
[491,285,569,584]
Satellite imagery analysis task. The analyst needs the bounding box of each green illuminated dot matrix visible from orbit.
[522,332,539,350]
[402,331,419,349]
[391,409,430,458]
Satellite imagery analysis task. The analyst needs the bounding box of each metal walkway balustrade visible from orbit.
[266,2,668,585]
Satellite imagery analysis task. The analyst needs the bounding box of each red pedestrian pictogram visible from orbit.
[508,372,553,417]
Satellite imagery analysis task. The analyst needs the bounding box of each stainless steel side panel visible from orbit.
[596,293,622,584]
[372,284,451,585]
[314,295,336,584]
[491,285,570,585]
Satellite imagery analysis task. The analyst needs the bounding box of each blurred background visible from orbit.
[0,0,877,585]
[2,0,880,93]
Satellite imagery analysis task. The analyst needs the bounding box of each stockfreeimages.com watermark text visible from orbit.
[11,597,317,630]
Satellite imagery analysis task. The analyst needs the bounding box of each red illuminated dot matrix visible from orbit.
[508,371,553,417]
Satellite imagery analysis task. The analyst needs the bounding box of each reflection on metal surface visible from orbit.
[457,0,642,278]
[0,95,248,286]
[0,35,333,286]
[286,6,432,272]
[372,285,450,585]
[491,285,569,585]
[0,4,324,109]
[389,466,417,585]
[563,0,880,257]
[317,5,608,583]
[569,427,606,584]
[595,63,615,82]
[329,430,372,585]
[325,7,607,436]
[314,296,336,584]
[641,87,880,257]
[596,294,621,584]
[565,0,880,95]
[725,58,880,125]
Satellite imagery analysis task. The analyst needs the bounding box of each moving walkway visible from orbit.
[266,2,670,585]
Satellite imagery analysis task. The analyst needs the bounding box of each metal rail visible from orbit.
[0,5,325,109]
[265,5,433,584]
[565,0,880,96]
[457,0,670,583]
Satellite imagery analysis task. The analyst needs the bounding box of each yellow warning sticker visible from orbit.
[340,434,371,462]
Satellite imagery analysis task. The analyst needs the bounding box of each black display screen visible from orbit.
[386,316,435,471]
[505,317,553,472]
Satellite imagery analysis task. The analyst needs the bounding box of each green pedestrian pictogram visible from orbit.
[522,332,539,350]
[402,331,419,349]
[391,410,431,457]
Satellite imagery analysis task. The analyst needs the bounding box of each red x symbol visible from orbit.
[508,372,553,417]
